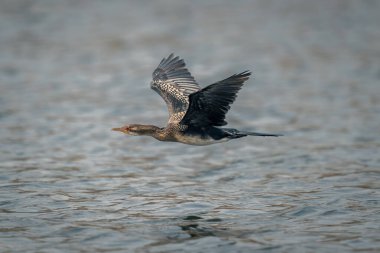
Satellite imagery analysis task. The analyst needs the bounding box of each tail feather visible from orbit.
[241,131,282,137]
[223,128,282,139]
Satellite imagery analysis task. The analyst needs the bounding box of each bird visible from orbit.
[112,54,281,145]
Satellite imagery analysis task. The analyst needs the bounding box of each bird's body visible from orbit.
[113,54,280,145]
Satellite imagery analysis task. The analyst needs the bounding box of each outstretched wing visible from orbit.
[151,54,201,123]
[180,71,251,127]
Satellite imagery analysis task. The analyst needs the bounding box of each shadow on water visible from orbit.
[177,215,223,238]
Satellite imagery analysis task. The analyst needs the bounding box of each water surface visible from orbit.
[1,1,379,252]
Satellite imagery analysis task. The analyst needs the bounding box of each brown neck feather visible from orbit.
[133,125,161,136]
[127,124,173,141]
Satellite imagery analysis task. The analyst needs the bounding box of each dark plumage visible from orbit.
[181,71,250,127]
[112,54,281,145]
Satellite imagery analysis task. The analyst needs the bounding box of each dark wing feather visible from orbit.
[180,71,251,127]
[151,54,200,123]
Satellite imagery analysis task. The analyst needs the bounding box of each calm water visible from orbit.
[1,1,379,252]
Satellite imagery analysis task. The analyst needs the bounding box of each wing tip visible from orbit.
[159,53,183,69]
[235,70,252,80]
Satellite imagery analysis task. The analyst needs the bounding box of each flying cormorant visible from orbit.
[113,54,280,145]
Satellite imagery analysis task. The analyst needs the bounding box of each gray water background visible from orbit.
[0,0,379,252]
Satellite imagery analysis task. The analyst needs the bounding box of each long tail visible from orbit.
[241,131,282,137]
[223,128,282,139]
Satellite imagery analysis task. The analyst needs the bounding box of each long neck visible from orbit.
[134,125,164,139]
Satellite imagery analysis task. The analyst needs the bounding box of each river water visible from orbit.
[1,1,379,252]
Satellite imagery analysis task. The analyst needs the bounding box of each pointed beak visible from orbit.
[112,127,123,132]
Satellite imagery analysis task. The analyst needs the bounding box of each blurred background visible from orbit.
[1,0,379,252]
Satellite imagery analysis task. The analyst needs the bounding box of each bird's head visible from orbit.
[112,124,160,136]
[112,124,142,136]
